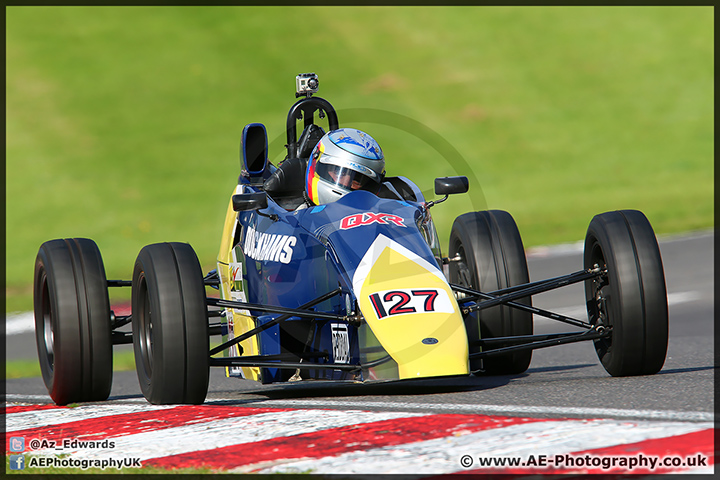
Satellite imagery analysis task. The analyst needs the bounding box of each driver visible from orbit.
[305,128,385,205]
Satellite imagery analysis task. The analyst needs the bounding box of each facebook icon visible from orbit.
[9,454,26,470]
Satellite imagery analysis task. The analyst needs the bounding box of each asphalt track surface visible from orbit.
[7,231,714,420]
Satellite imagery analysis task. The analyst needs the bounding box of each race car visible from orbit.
[33,73,669,405]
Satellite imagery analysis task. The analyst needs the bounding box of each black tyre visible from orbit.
[584,210,668,376]
[132,242,209,404]
[33,238,113,405]
[448,210,533,375]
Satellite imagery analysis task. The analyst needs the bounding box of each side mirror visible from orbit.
[241,123,268,176]
[232,192,268,212]
[434,176,469,196]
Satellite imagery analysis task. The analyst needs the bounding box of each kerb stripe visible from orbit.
[146,413,545,470]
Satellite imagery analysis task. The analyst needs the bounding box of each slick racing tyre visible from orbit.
[132,242,209,404]
[584,210,668,376]
[33,238,113,405]
[448,210,533,375]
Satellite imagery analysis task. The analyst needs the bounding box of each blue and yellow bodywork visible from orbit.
[216,179,470,384]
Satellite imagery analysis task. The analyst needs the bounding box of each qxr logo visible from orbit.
[368,288,453,319]
[340,212,406,230]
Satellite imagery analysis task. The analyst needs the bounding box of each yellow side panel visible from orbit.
[217,192,238,265]
[217,187,261,381]
[356,240,469,379]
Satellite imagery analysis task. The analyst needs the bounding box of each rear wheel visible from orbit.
[448,210,532,375]
[584,210,668,376]
[131,242,210,404]
[33,238,113,405]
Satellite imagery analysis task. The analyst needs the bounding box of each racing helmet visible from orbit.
[305,128,385,205]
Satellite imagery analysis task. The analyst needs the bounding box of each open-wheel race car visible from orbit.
[34,73,669,405]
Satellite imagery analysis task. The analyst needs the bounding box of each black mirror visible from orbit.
[241,123,268,176]
[434,176,469,196]
[232,192,268,212]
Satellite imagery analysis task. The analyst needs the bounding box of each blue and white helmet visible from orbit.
[306,128,385,205]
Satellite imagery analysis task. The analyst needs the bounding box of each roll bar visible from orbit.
[285,96,339,158]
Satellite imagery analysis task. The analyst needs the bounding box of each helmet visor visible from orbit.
[316,163,378,192]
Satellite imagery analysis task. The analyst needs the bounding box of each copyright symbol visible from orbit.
[460,455,473,468]
[29,439,41,450]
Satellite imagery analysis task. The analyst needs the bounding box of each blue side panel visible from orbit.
[255,315,282,384]
[238,212,344,308]
[235,187,437,384]
[236,192,359,383]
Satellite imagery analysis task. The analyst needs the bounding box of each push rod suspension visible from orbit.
[484,269,604,297]
[469,328,610,361]
[206,297,346,321]
[210,352,328,363]
[110,315,132,330]
[208,288,342,357]
[203,270,220,288]
[109,272,221,288]
[451,284,594,330]
[471,331,587,347]
[455,267,603,314]
[209,358,359,372]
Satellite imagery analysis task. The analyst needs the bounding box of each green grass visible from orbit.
[6,6,714,313]
[4,350,137,380]
[6,340,223,379]
[5,359,44,380]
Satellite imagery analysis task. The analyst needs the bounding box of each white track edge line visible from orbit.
[217,399,715,423]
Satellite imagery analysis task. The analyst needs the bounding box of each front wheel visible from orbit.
[33,238,113,405]
[448,210,533,375]
[131,242,210,404]
[584,210,668,376]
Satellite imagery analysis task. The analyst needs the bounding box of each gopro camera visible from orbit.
[296,73,319,97]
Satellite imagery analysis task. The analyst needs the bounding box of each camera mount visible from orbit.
[296,73,319,98]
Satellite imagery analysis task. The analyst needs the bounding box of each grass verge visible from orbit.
[5,350,137,380]
[7,6,713,315]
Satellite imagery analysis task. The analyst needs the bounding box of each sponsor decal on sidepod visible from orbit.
[243,226,297,264]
